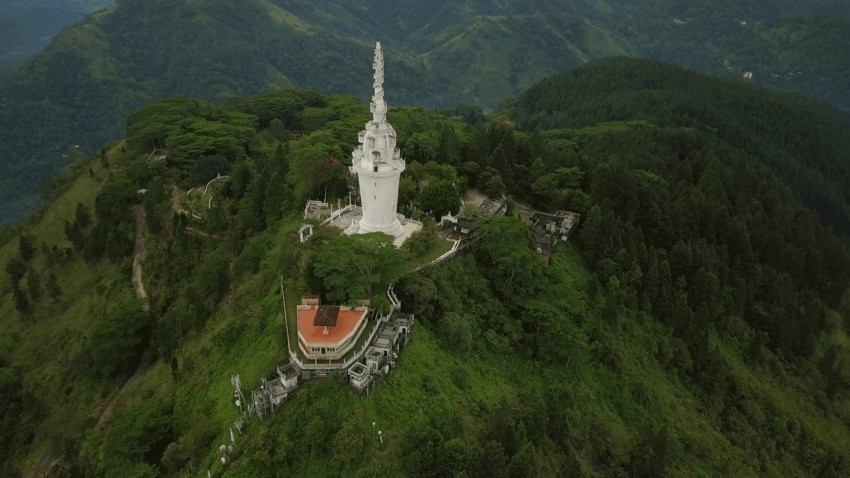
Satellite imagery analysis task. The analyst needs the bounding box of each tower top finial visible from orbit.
[371,39,387,123]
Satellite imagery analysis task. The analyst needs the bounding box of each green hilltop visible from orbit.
[2,58,850,476]
[1,0,850,222]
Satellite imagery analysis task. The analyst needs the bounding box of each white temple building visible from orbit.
[351,41,407,236]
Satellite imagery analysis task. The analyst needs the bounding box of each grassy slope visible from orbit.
[0,144,132,469]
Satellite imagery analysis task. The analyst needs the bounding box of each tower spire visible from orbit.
[371,40,387,124]
[351,40,406,237]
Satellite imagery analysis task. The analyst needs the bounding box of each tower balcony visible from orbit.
[358,131,366,143]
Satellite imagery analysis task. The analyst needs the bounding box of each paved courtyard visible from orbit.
[325,205,422,247]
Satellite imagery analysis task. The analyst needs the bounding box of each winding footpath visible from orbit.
[30,204,155,476]
[96,204,151,427]
[132,204,150,310]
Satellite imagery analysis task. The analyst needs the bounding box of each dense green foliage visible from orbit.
[1,58,850,476]
[2,0,850,223]
[0,349,43,476]
[504,61,850,473]
[313,232,406,303]
[514,57,850,236]
[508,59,850,357]
[79,298,150,380]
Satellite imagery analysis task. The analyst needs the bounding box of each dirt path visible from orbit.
[172,185,189,216]
[185,226,220,239]
[419,17,484,58]
[95,204,152,426]
[28,206,153,476]
[132,204,149,311]
[95,358,149,428]
[23,455,58,478]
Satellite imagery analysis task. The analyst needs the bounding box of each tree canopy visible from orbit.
[313,232,406,303]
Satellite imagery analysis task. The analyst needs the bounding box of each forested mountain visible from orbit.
[2,58,850,477]
[1,0,849,223]
[512,57,850,237]
[0,1,114,70]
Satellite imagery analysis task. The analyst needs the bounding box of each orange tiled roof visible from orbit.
[297,305,367,345]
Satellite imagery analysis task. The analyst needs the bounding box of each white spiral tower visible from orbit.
[350,41,405,237]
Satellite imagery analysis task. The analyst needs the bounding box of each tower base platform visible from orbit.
[322,205,423,247]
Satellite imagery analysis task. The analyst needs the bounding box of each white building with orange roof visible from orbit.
[296,297,370,360]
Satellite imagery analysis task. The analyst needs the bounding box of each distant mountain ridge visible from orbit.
[1,0,849,223]
[0,0,114,70]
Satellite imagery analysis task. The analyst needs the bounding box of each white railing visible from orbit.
[290,352,359,371]
[383,238,461,317]
[387,282,401,310]
[321,204,357,226]
[304,199,329,219]
[202,174,228,197]
[280,276,292,356]
[410,238,461,275]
